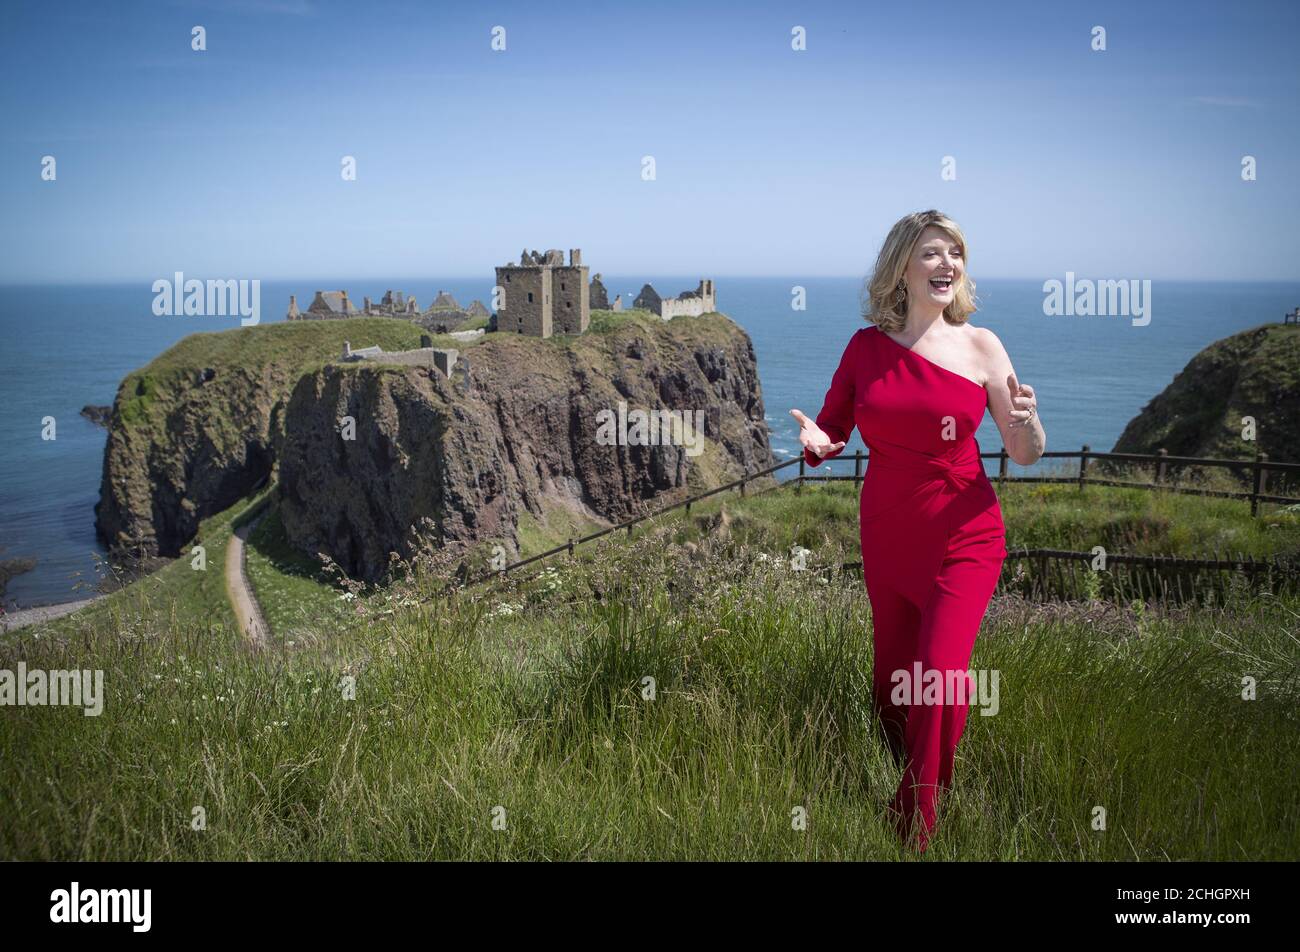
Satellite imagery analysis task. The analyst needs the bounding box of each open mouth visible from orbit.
[929,276,953,292]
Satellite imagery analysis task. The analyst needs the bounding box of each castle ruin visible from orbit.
[363,290,420,317]
[633,280,717,320]
[285,249,714,338]
[590,274,610,309]
[419,290,491,334]
[288,287,489,331]
[493,249,589,338]
[287,290,358,320]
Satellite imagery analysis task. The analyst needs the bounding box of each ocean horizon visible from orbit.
[3,277,1297,610]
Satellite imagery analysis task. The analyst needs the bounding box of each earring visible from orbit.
[894,280,906,306]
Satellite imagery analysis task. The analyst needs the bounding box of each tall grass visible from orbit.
[2,512,1296,860]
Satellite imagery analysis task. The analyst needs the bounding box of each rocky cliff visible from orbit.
[1111,323,1300,466]
[95,319,430,556]
[97,311,774,580]
[277,312,773,580]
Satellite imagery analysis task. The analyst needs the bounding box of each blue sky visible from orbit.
[1,0,1297,281]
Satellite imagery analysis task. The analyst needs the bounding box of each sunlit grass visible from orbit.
[2,485,1296,860]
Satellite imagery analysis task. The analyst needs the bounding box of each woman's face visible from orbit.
[902,225,964,310]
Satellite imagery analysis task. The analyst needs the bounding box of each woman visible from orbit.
[790,210,1045,853]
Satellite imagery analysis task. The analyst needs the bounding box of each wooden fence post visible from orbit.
[998,446,1008,481]
[1155,448,1167,487]
[1079,444,1090,491]
[854,449,863,490]
[797,456,804,495]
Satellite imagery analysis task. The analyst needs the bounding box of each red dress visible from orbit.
[803,323,1008,852]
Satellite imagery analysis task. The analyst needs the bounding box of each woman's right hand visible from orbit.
[790,408,845,459]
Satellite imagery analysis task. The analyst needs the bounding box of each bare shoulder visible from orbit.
[964,325,1012,387]
[967,324,1011,361]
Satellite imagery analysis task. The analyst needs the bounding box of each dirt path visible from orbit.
[226,512,270,648]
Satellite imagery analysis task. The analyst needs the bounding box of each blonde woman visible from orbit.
[790,210,1045,852]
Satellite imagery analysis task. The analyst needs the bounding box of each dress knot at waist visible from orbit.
[867,438,983,492]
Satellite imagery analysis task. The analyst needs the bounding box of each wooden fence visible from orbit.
[835,548,1300,603]
[456,444,1300,597]
[796,445,1300,517]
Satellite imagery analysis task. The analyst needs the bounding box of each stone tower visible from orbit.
[494,248,589,338]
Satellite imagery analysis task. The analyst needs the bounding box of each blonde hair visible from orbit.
[861,209,978,333]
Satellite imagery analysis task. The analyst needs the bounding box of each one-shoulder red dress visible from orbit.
[803,323,1008,852]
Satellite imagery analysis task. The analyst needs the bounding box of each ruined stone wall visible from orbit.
[657,281,717,320]
[633,284,661,312]
[659,297,712,320]
[552,265,589,335]
[495,266,551,337]
[348,347,459,377]
[658,299,695,319]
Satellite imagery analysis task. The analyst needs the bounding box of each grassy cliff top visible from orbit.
[115,309,746,433]
[1113,322,1300,461]
[134,309,733,372]
[118,318,432,427]
[131,309,735,372]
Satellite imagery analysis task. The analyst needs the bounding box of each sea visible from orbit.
[2,277,1297,609]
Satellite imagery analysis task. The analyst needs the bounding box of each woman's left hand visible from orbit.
[1006,372,1037,428]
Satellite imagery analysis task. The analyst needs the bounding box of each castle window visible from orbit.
[567,302,572,308]
[527,292,534,303]
[561,282,566,291]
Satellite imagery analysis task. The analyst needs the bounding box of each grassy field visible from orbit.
[1,479,1297,860]
[243,507,355,645]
